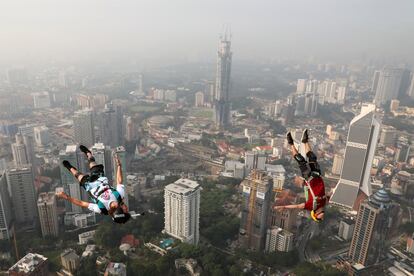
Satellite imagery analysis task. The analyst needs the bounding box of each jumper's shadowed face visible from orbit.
[109,201,128,214]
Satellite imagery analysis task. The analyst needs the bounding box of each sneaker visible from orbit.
[79,145,91,155]
[286,132,294,145]
[301,129,309,143]
[62,160,72,170]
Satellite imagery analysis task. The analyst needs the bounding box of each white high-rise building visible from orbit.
[338,219,355,241]
[296,79,307,93]
[330,104,380,210]
[11,134,29,166]
[336,86,347,104]
[164,179,201,245]
[124,116,136,142]
[379,126,396,146]
[99,103,123,148]
[32,92,51,109]
[138,74,143,94]
[371,70,381,93]
[6,166,37,224]
[265,227,294,253]
[408,73,414,99]
[73,109,95,147]
[332,154,344,175]
[37,192,59,237]
[0,173,13,240]
[195,91,204,107]
[34,126,50,146]
[374,68,404,105]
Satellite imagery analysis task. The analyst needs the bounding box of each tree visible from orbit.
[400,222,414,234]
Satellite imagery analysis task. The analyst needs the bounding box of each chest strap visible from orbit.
[95,189,123,215]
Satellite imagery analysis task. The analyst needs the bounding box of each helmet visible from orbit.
[310,210,324,222]
[112,206,131,224]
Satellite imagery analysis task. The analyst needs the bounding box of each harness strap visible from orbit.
[304,176,326,211]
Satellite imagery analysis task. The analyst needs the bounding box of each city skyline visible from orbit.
[1,1,414,275]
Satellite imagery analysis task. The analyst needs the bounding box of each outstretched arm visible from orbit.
[56,192,89,208]
[274,202,305,211]
[114,154,123,186]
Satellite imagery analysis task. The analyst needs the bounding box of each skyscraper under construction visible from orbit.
[239,170,273,251]
[213,32,232,128]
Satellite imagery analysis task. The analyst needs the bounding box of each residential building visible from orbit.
[265,227,294,252]
[32,92,51,109]
[99,103,123,148]
[105,262,126,276]
[164,179,201,245]
[11,134,29,166]
[73,109,95,147]
[0,173,12,240]
[34,126,50,146]
[374,68,404,105]
[7,166,37,224]
[78,230,96,245]
[332,154,344,175]
[9,253,48,276]
[379,126,396,146]
[195,91,204,107]
[37,192,59,237]
[338,219,355,241]
[60,249,80,273]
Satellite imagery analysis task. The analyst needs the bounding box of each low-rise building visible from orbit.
[104,262,127,276]
[265,227,294,253]
[82,245,97,258]
[79,230,96,245]
[8,253,48,276]
[338,219,355,241]
[175,258,202,276]
[60,249,80,273]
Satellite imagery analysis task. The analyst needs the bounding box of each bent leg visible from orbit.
[306,151,321,174]
[68,167,88,184]
[87,153,97,169]
[290,144,299,158]
[304,142,312,156]
[294,153,310,178]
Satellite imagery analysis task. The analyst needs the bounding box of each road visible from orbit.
[297,222,320,262]
[408,206,413,222]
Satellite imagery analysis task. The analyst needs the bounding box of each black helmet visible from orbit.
[112,206,131,224]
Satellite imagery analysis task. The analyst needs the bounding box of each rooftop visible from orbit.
[105,262,126,275]
[37,192,55,204]
[8,253,47,273]
[165,178,200,195]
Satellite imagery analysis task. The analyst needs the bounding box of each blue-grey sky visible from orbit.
[0,0,413,65]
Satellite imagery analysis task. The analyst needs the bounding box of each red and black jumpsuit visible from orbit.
[294,151,327,211]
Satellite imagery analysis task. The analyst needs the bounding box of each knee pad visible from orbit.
[294,154,306,163]
[88,156,95,162]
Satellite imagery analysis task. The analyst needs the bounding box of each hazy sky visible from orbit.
[1,0,413,65]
